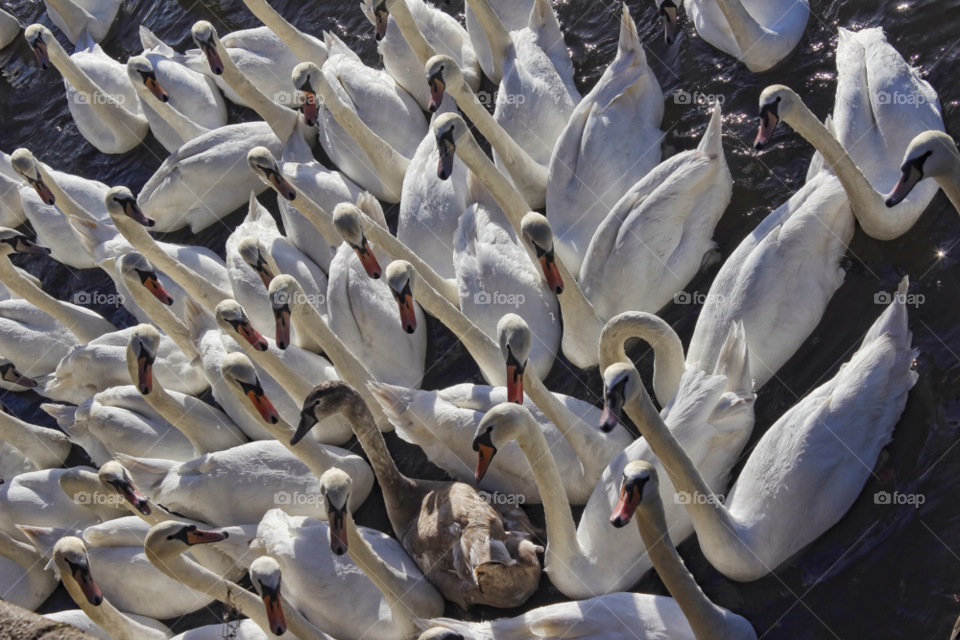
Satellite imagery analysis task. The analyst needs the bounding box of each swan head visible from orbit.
[127,323,162,396]
[0,227,51,256]
[886,130,960,207]
[10,148,55,205]
[653,0,678,45]
[0,357,37,389]
[370,0,390,41]
[216,300,269,352]
[118,253,175,306]
[24,24,51,70]
[53,537,104,606]
[268,275,302,350]
[610,460,659,528]
[191,21,224,75]
[106,185,155,227]
[520,213,564,295]
[251,556,286,636]
[334,203,382,279]
[432,112,468,181]
[247,147,296,201]
[237,236,276,288]
[292,62,328,128]
[600,362,642,433]
[127,56,169,103]
[425,55,460,113]
[145,522,230,565]
[417,631,465,640]
[496,314,530,404]
[221,352,280,424]
[294,381,365,445]
[754,85,798,151]
[472,403,535,484]
[320,468,352,555]
[384,260,418,334]
[98,460,152,516]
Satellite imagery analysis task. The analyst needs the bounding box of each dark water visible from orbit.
[2,0,960,637]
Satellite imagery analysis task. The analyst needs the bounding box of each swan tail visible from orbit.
[697,103,724,159]
[183,297,217,343]
[618,4,644,62]
[139,26,176,57]
[864,276,915,352]
[114,453,177,494]
[713,320,753,396]
[355,191,387,229]
[529,0,573,76]
[366,382,419,443]
[40,403,77,431]
[65,214,114,260]
[323,31,361,63]
[358,1,375,25]
[16,525,70,559]
[74,26,96,54]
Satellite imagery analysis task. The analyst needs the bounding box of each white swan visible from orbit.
[126,54,227,153]
[9,147,110,269]
[654,0,808,72]
[41,0,118,44]
[0,8,20,50]
[464,0,533,83]
[0,402,71,471]
[25,25,148,154]
[579,105,730,320]
[754,27,945,240]
[886,130,960,213]
[363,0,480,110]
[0,530,58,611]
[465,0,580,171]
[0,302,78,383]
[547,6,664,276]
[370,312,633,504]
[240,0,328,68]
[602,277,917,582]
[293,57,423,202]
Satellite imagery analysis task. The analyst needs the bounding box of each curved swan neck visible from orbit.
[344,512,409,618]
[634,494,734,639]
[552,253,604,363]
[0,257,115,343]
[599,314,685,406]
[216,37,297,141]
[514,412,582,560]
[36,163,96,221]
[319,84,409,200]
[411,272,504,385]
[0,411,71,469]
[47,37,145,131]
[121,275,199,360]
[936,163,960,213]
[62,569,167,640]
[287,186,341,246]
[463,0,512,81]
[43,0,92,39]
[133,81,209,141]
[242,0,327,64]
[712,0,768,55]
[238,342,313,403]
[389,0,436,64]
[457,136,529,232]
[360,213,460,306]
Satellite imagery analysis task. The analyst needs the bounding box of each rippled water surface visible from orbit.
[2,0,960,637]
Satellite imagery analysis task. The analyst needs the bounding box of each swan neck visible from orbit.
[463,0,511,80]
[458,137,528,232]
[134,82,209,141]
[712,0,767,52]
[0,412,70,469]
[36,164,95,221]
[524,373,603,475]
[242,0,326,64]
[599,314,685,406]
[937,164,960,213]
[218,40,297,141]
[43,0,92,39]
[288,187,341,246]
[121,274,199,360]
[62,569,167,640]
[390,0,437,64]
[634,497,732,639]
[345,513,408,616]
[515,415,582,559]
[245,346,313,403]
[554,254,604,361]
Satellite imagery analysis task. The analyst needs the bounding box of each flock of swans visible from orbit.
[0,0,956,637]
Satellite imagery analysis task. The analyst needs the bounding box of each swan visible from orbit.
[126,55,227,153]
[464,0,533,83]
[246,140,361,276]
[226,193,328,350]
[425,54,547,208]
[454,176,561,380]
[292,59,421,202]
[268,275,391,431]
[294,381,543,609]
[0,302,78,382]
[463,0,580,172]
[886,130,960,213]
[44,607,172,640]
[547,6,664,276]
[363,0,480,110]
[334,202,460,306]
[40,0,118,44]
[602,278,917,582]
[146,522,336,639]
[0,402,71,471]
[105,187,233,311]
[8,147,110,269]
[25,25,148,154]
[240,0,328,69]
[0,530,58,610]
[216,306,353,445]
[127,324,249,454]
[754,28,945,240]
[42,386,198,464]
[578,105,731,320]
[255,498,443,640]
[0,8,20,50]
[654,0,808,72]
[0,356,43,396]
[370,313,633,504]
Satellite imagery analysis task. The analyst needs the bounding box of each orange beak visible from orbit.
[754,109,779,150]
[115,481,151,516]
[144,275,174,305]
[238,323,269,352]
[246,389,280,424]
[302,91,319,128]
[353,240,382,279]
[539,253,563,295]
[268,171,297,202]
[30,176,55,205]
[475,443,495,484]
[73,565,103,606]
[397,292,417,334]
[610,484,640,528]
[262,593,286,636]
[186,528,230,544]
[145,76,169,102]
